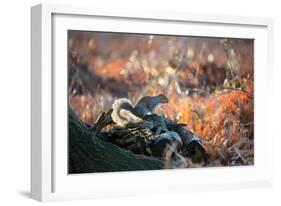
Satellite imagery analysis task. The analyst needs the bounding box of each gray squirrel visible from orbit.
[111,94,169,127]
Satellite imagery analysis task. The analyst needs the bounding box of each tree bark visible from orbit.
[68,107,164,174]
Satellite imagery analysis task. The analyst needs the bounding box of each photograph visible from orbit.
[68,30,254,174]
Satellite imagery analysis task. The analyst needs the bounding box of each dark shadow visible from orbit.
[18,190,31,198]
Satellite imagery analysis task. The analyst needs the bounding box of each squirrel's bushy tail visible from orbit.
[111,98,143,127]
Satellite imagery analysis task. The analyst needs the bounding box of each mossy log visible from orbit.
[68,107,164,174]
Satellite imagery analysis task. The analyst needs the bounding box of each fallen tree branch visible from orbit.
[68,107,164,173]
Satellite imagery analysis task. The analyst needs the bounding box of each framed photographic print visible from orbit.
[31,3,274,201]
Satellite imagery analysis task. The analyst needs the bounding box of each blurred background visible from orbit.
[68,31,254,167]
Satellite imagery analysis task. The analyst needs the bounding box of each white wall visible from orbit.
[0,0,280,205]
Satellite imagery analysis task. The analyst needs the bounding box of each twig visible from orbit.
[239,121,254,127]
[233,146,247,164]
[92,109,113,136]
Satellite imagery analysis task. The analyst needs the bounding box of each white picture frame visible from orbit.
[31,3,274,202]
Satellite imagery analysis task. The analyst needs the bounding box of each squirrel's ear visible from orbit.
[158,94,169,102]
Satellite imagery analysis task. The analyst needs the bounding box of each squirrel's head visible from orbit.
[157,94,169,103]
